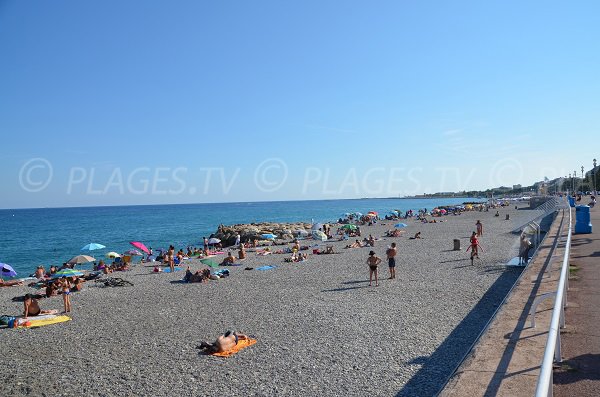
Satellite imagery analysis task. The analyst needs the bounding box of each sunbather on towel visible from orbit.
[23,294,55,318]
[197,331,249,353]
[0,278,24,287]
[220,252,235,265]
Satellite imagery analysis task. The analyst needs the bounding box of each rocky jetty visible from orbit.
[212,222,315,246]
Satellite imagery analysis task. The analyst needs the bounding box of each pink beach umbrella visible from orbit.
[129,241,150,254]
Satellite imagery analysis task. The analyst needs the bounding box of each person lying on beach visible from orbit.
[221,252,235,266]
[190,268,211,283]
[0,278,24,287]
[345,240,363,248]
[197,331,249,354]
[23,294,56,318]
[409,232,422,240]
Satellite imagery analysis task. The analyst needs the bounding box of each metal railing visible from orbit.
[534,202,572,397]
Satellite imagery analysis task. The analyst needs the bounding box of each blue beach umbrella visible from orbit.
[81,243,106,251]
[394,223,408,228]
[1,263,17,278]
[261,233,276,240]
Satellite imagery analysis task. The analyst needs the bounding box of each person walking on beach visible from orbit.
[367,251,381,287]
[235,233,241,247]
[476,220,483,236]
[467,232,482,265]
[386,243,397,279]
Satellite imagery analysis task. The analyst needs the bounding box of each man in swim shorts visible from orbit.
[367,251,382,287]
[386,243,397,280]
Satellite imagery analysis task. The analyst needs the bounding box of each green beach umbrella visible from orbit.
[341,224,357,230]
[200,259,219,268]
[52,269,84,279]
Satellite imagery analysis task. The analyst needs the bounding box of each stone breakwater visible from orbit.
[212,222,315,245]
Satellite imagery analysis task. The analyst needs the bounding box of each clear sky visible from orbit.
[1,1,598,208]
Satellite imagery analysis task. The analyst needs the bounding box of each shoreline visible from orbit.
[2,198,486,279]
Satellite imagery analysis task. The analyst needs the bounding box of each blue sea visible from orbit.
[0,197,479,277]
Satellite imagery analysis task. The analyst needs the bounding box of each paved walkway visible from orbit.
[554,204,600,396]
[441,210,567,396]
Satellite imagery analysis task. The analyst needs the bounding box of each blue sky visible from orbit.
[0,1,598,208]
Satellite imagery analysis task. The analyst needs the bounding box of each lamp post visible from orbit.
[594,159,597,195]
[574,170,577,192]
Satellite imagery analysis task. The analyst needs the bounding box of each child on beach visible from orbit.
[61,277,72,313]
[476,220,483,236]
[467,232,482,264]
[367,251,381,287]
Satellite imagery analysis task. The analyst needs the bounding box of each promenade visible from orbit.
[554,203,600,396]
[441,202,600,397]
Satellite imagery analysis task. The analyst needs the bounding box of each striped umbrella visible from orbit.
[52,269,84,278]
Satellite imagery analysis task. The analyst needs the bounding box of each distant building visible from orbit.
[513,184,522,190]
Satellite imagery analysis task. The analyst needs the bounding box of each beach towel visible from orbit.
[256,265,276,271]
[163,267,182,273]
[13,313,70,328]
[210,338,257,358]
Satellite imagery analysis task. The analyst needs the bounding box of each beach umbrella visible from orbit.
[342,212,351,218]
[52,269,84,279]
[129,241,150,254]
[311,223,323,231]
[208,238,221,245]
[200,259,219,268]
[261,233,276,240]
[123,249,143,256]
[394,223,408,228]
[353,212,363,217]
[368,211,378,215]
[67,255,96,265]
[1,263,17,278]
[341,224,357,230]
[81,243,106,251]
[106,252,121,258]
[295,229,309,237]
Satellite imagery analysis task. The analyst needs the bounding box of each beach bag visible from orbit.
[0,315,15,326]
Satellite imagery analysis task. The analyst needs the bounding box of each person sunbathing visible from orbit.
[345,240,363,248]
[197,331,249,354]
[0,278,24,287]
[221,252,235,265]
[23,294,54,318]
[238,246,246,259]
[409,232,422,239]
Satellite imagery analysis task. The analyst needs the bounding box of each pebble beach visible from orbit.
[0,203,543,397]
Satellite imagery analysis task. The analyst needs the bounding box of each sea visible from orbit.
[0,197,480,277]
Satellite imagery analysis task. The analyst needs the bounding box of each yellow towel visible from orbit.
[210,338,257,357]
[19,315,71,328]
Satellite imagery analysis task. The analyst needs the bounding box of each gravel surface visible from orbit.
[0,204,541,397]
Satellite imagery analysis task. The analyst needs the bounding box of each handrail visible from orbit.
[534,201,572,397]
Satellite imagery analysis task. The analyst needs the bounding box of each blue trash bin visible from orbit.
[575,205,592,234]
[568,196,576,207]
